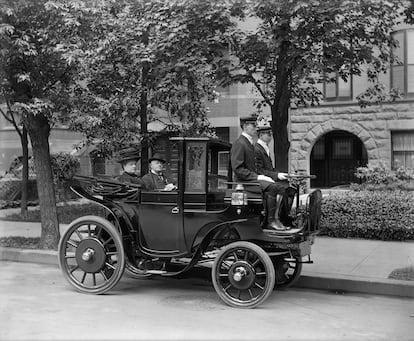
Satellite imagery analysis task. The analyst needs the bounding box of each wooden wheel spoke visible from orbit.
[75,230,83,241]
[67,240,78,248]
[103,237,113,247]
[224,284,232,292]
[69,265,79,273]
[218,273,229,277]
[221,260,232,270]
[248,289,254,299]
[87,224,92,237]
[254,281,264,290]
[95,228,102,238]
[92,273,96,286]
[255,271,267,276]
[105,262,116,270]
[100,270,108,281]
[252,258,260,267]
[81,272,87,284]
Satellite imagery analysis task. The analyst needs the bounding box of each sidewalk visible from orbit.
[1,218,413,298]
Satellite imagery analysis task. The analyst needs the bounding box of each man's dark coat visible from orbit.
[254,142,279,181]
[141,172,171,191]
[230,135,271,193]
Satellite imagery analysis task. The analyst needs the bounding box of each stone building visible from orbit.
[290,102,414,188]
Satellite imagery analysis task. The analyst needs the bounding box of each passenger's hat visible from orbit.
[239,115,257,127]
[257,125,272,133]
[149,153,166,163]
[116,147,141,163]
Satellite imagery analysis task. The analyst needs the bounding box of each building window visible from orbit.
[312,139,325,160]
[324,72,352,101]
[215,127,230,142]
[392,131,414,169]
[391,29,414,97]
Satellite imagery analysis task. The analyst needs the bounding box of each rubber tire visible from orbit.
[58,215,125,294]
[212,241,275,308]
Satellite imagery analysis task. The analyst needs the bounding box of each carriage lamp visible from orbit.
[231,184,248,212]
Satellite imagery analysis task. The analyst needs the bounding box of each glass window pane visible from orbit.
[393,31,405,65]
[332,138,353,159]
[392,131,414,169]
[408,65,414,93]
[392,131,414,151]
[325,82,336,98]
[218,151,229,176]
[407,31,414,64]
[185,142,206,192]
[312,140,325,160]
[338,77,351,97]
[392,65,405,92]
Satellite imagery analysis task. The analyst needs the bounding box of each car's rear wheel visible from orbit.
[272,255,302,289]
[58,216,125,294]
[212,241,275,308]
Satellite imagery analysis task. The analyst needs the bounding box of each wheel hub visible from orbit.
[228,261,255,290]
[75,238,107,273]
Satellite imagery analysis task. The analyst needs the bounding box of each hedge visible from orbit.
[319,190,414,241]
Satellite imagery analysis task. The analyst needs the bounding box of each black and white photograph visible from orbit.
[0,0,413,340]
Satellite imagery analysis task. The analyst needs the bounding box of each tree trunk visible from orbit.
[271,34,291,172]
[26,113,59,250]
[20,125,29,217]
[140,61,150,176]
[271,101,290,172]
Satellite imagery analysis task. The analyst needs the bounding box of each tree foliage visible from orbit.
[0,0,90,249]
[218,0,407,170]
[67,0,238,159]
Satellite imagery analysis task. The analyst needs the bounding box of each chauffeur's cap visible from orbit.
[239,115,258,127]
[257,122,273,133]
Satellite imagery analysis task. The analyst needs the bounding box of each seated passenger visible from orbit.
[116,147,142,185]
[141,153,177,191]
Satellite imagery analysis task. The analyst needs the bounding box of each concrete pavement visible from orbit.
[2,261,413,341]
[1,217,413,298]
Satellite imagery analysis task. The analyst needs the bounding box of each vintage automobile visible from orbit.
[58,137,322,308]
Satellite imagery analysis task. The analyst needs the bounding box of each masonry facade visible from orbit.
[289,102,414,187]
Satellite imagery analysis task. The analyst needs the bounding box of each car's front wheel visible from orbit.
[212,241,275,308]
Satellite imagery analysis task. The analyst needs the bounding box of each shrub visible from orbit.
[354,164,414,191]
[320,190,414,241]
[50,153,80,201]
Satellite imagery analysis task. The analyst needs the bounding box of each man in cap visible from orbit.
[255,124,293,230]
[230,115,291,231]
[141,153,177,191]
[116,147,142,185]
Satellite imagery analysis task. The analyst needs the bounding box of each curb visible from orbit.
[296,273,414,298]
[0,247,58,266]
[1,247,413,298]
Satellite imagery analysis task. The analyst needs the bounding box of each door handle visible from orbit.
[171,207,180,214]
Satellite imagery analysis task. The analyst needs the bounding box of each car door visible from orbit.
[137,191,185,253]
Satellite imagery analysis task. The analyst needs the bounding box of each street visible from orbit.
[0,261,413,341]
